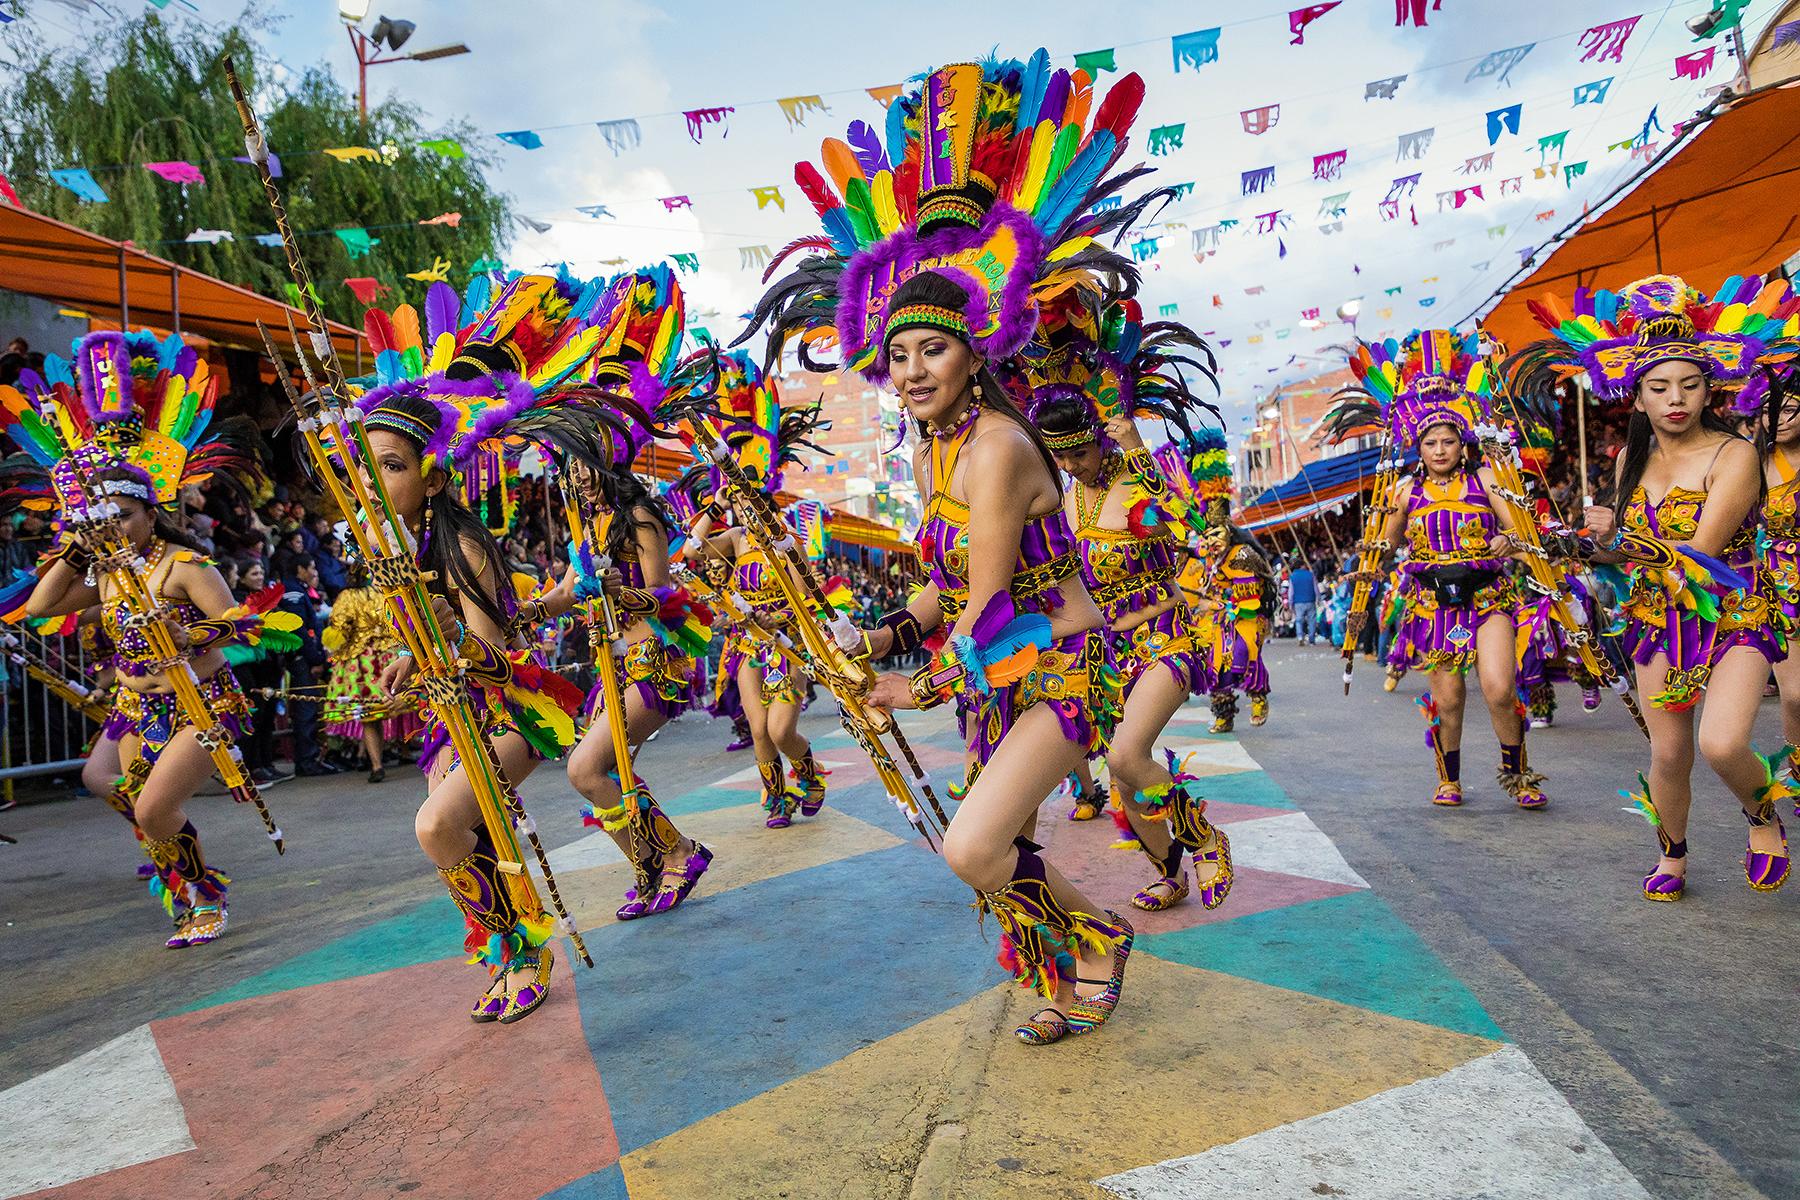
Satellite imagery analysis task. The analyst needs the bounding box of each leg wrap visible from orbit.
[1528,681,1556,723]
[793,749,825,796]
[438,826,551,970]
[977,838,1125,1001]
[1441,749,1462,785]
[1135,751,1217,854]
[1497,742,1547,802]
[757,757,790,818]
[1210,690,1237,726]
[144,821,228,918]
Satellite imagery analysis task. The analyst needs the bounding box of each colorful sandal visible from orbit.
[795,752,828,817]
[499,944,554,1024]
[759,759,794,829]
[1249,694,1270,726]
[183,901,228,946]
[1498,744,1548,810]
[1131,869,1188,912]
[1193,830,1234,910]
[1626,775,1685,901]
[648,843,714,914]
[1745,752,1794,892]
[1432,781,1464,807]
[1014,1007,1071,1046]
[1067,913,1135,1034]
[1068,784,1107,821]
[470,974,509,1023]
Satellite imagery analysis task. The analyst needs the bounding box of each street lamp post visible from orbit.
[339,6,470,127]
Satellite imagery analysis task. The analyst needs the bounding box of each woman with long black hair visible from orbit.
[1510,273,1799,899]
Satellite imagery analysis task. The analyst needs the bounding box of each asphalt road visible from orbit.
[1239,640,1800,1200]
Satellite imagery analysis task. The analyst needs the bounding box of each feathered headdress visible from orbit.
[707,349,829,494]
[358,272,626,487]
[1027,295,1219,451]
[1154,427,1232,535]
[1505,272,1800,406]
[0,330,252,513]
[1326,329,1493,449]
[739,50,1166,383]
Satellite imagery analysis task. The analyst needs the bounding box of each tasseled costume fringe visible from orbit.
[464,910,555,971]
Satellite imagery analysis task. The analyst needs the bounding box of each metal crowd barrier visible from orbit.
[0,628,94,803]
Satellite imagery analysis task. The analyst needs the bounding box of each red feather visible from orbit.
[1091,72,1145,146]
[794,162,843,218]
[364,309,399,356]
[244,582,284,614]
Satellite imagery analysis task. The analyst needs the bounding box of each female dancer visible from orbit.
[1327,330,1547,809]
[1512,273,1798,898]
[1760,374,1800,785]
[358,274,602,1021]
[9,331,278,947]
[683,354,830,830]
[1201,518,1275,733]
[561,267,718,919]
[1029,303,1234,914]
[322,568,414,782]
[746,52,1168,1044]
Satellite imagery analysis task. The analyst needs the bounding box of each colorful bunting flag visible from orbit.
[576,204,614,219]
[1365,74,1406,100]
[1563,161,1589,186]
[343,277,386,305]
[588,122,641,161]
[49,167,108,203]
[1129,236,1160,263]
[420,212,462,227]
[335,227,379,258]
[1073,48,1116,74]
[419,138,465,159]
[751,185,785,211]
[1396,128,1433,160]
[1466,43,1534,86]
[682,107,733,143]
[284,282,322,309]
[1171,28,1221,73]
[867,84,903,107]
[672,253,699,273]
[1579,16,1642,64]
[184,228,232,243]
[323,146,381,162]
[406,257,452,283]
[1318,192,1349,218]
[1537,130,1569,164]
[1673,47,1715,79]
[1486,103,1522,145]
[497,130,544,150]
[1240,103,1280,135]
[253,232,283,247]
[1459,152,1495,175]
[518,215,553,234]
[1395,0,1442,27]
[0,172,21,207]
[1288,3,1341,44]
[1148,124,1185,156]
[1159,303,1180,317]
[1241,166,1276,195]
[777,95,829,129]
[1313,150,1347,181]
[1573,77,1615,105]
[144,160,204,185]
[233,151,281,177]
[739,245,773,269]
[660,195,693,212]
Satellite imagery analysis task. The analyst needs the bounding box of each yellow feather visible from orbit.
[1013,121,1056,213]
[871,171,901,235]
[528,326,602,388]
[427,332,458,372]
[1716,302,1748,334]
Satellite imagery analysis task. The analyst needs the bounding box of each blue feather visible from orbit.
[1016,49,1050,136]
[460,274,492,327]
[1679,545,1750,593]
[375,348,405,385]
[1594,290,1620,325]
[1036,136,1112,233]
[885,91,908,169]
[821,209,858,255]
[978,613,1053,671]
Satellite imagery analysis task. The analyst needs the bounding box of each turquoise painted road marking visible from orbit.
[1195,770,1299,810]
[1140,889,1506,1042]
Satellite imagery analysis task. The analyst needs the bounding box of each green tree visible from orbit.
[0,10,511,327]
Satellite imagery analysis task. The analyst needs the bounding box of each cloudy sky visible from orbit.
[10,0,1790,443]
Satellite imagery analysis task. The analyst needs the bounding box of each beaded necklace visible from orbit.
[1073,453,1121,531]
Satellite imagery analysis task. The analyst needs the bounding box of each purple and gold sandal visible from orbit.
[1432,782,1464,807]
[1068,912,1135,1035]
[498,944,554,1025]
[471,976,509,1023]
[647,844,714,914]
[1626,775,1685,901]
[1745,752,1794,892]
[1131,869,1188,912]
[794,752,828,817]
[183,902,228,946]
[1193,830,1234,910]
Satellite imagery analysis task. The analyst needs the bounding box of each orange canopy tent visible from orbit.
[0,201,364,361]
[1477,81,1800,350]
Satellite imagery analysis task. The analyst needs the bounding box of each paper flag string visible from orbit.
[1638,105,1665,145]
[335,227,379,258]
[50,167,108,203]
[470,257,503,273]
[1486,103,1522,144]
[1242,166,1276,195]
[1606,137,1635,154]
[660,195,692,212]
[1192,223,1233,252]
[145,160,204,185]
[1159,303,1180,317]
[1253,210,1282,235]
[1385,173,1421,200]
[1172,28,1221,73]
[1466,43,1534,86]
[1487,223,1509,239]
[343,277,385,305]
[1564,161,1589,186]
[776,95,829,129]
[1320,220,1344,235]
[1366,74,1406,99]
[867,84,903,107]
[1537,130,1569,163]
[1276,329,1291,339]
[1500,175,1523,195]
[739,244,773,269]
[1456,185,1484,206]
[1697,0,1753,36]
[498,130,544,150]
[420,138,465,159]
[1384,286,1403,296]
[1459,152,1495,175]
[1313,150,1347,181]
[1673,47,1714,80]
[406,257,452,283]
[1073,48,1117,74]
[682,106,733,143]
[1580,16,1642,64]
[576,204,614,218]
[184,228,232,243]
[253,232,283,247]
[284,282,322,309]
[1129,236,1159,263]
[0,172,20,207]
[233,152,281,177]
[1241,103,1280,135]
[1148,124,1185,156]
[1395,0,1442,27]
[1419,298,1437,308]
[1301,307,1320,321]
[1168,181,1195,200]
[1573,77,1615,105]
[750,185,785,211]
[1318,192,1349,218]
[1396,128,1434,160]
[1289,3,1341,44]
[672,253,699,273]
[419,211,462,227]
[596,119,642,155]
[518,215,553,234]
[324,146,381,162]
